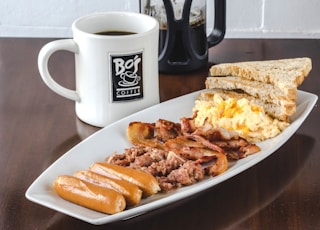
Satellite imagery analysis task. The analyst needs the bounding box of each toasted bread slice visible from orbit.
[209,57,312,96]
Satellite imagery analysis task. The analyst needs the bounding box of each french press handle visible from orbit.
[208,0,226,47]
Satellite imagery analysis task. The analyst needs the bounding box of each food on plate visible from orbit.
[53,58,313,214]
[205,57,312,122]
[126,119,260,160]
[53,175,126,214]
[193,57,312,141]
[106,146,206,191]
[74,170,142,206]
[127,119,182,150]
[127,121,167,149]
[193,89,289,142]
[106,119,260,191]
[53,164,159,214]
[89,162,161,197]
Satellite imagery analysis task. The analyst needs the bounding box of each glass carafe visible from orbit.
[140,0,226,73]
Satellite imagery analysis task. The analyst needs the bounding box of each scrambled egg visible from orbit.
[193,94,289,142]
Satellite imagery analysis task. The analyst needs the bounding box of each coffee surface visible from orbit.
[95,31,136,36]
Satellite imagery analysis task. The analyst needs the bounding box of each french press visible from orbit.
[140,0,226,73]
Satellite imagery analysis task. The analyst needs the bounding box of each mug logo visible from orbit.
[110,52,143,102]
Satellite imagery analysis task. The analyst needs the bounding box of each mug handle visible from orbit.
[207,0,226,47]
[38,39,81,102]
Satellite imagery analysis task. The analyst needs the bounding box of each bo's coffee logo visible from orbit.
[110,52,143,102]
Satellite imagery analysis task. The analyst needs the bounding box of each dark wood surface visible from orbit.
[1,38,319,230]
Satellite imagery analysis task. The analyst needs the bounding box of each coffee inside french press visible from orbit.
[158,5,207,63]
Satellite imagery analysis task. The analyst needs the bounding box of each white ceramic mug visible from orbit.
[38,12,160,127]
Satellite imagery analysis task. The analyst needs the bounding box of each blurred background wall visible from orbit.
[0,0,319,38]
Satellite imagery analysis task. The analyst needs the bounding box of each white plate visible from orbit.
[26,90,318,225]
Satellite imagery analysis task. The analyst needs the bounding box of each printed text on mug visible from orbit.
[110,52,143,102]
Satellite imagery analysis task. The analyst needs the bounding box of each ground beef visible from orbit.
[167,161,204,186]
[106,146,167,166]
[105,146,205,192]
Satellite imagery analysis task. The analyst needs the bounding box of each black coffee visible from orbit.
[95,31,136,36]
[159,22,207,62]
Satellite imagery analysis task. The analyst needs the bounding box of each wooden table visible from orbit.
[1,38,319,229]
